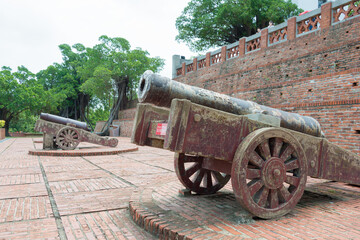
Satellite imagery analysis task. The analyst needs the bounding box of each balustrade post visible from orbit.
[260,28,269,49]
[193,58,197,71]
[239,37,246,56]
[181,62,186,76]
[221,46,227,62]
[287,17,297,40]
[206,52,211,67]
[321,2,332,28]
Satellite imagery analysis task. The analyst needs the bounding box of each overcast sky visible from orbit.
[0,0,194,78]
[0,0,320,79]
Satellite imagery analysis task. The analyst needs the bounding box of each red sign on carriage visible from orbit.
[156,123,167,136]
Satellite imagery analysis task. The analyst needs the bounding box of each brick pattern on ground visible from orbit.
[0,138,158,240]
[0,137,359,239]
[130,179,360,239]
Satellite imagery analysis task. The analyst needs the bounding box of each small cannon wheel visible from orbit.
[56,127,80,150]
[231,127,307,219]
[175,153,230,195]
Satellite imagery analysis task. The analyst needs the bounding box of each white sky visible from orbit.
[0,0,194,79]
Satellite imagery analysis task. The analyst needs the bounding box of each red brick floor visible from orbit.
[0,137,359,239]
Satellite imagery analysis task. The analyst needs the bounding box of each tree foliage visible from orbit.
[0,66,62,135]
[37,43,89,121]
[1,35,164,135]
[176,0,303,51]
[78,35,164,134]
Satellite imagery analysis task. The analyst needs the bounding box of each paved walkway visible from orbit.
[0,137,359,239]
[0,137,171,239]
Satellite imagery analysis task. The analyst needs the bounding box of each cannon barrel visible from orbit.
[137,70,323,137]
[40,113,90,131]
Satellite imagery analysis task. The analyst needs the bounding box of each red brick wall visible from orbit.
[172,16,360,155]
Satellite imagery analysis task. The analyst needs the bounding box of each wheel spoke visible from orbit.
[272,138,283,157]
[248,179,264,196]
[285,159,299,171]
[280,145,294,161]
[193,169,205,190]
[278,185,291,202]
[185,162,201,178]
[212,171,226,185]
[260,141,271,160]
[246,168,261,179]
[257,187,269,207]
[205,170,213,188]
[249,151,265,168]
[270,189,279,208]
[285,175,300,187]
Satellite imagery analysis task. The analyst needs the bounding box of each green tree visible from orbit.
[79,35,164,134]
[176,0,303,51]
[37,43,90,121]
[0,66,61,136]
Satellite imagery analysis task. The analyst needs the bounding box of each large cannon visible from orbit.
[132,70,360,219]
[35,113,118,150]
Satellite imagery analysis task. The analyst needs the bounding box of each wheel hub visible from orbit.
[262,157,286,189]
[64,135,73,143]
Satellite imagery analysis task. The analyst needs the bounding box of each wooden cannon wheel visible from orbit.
[231,127,307,219]
[175,153,231,195]
[56,126,80,150]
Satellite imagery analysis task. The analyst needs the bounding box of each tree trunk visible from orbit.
[4,116,12,137]
[74,99,78,120]
[97,78,128,136]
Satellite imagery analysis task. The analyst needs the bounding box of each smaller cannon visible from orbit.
[34,113,118,150]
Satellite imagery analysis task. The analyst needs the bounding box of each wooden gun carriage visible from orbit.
[131,71,360,219]
[35,113,118,150]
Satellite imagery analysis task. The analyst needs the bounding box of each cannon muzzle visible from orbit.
[40,113,90,131]
[138,70,323,137]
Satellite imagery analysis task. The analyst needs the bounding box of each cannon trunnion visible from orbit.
[131,71,360,219]
[35,113,118,150]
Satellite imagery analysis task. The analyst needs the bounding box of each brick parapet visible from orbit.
[173,0,359,77]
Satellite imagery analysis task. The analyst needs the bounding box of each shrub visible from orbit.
[0,120,5,128]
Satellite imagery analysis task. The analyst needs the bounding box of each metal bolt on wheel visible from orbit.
[231,128,307,219]
[175,153,231,195]
[56,127,80,150]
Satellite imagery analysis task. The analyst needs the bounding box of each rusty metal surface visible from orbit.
[40,113,90,131]
[137,70,323,137]
[35,119,118,150]
[231,127,307,219]
[164,99,243,160]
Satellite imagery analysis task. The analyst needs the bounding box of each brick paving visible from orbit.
[0,137,359,239]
